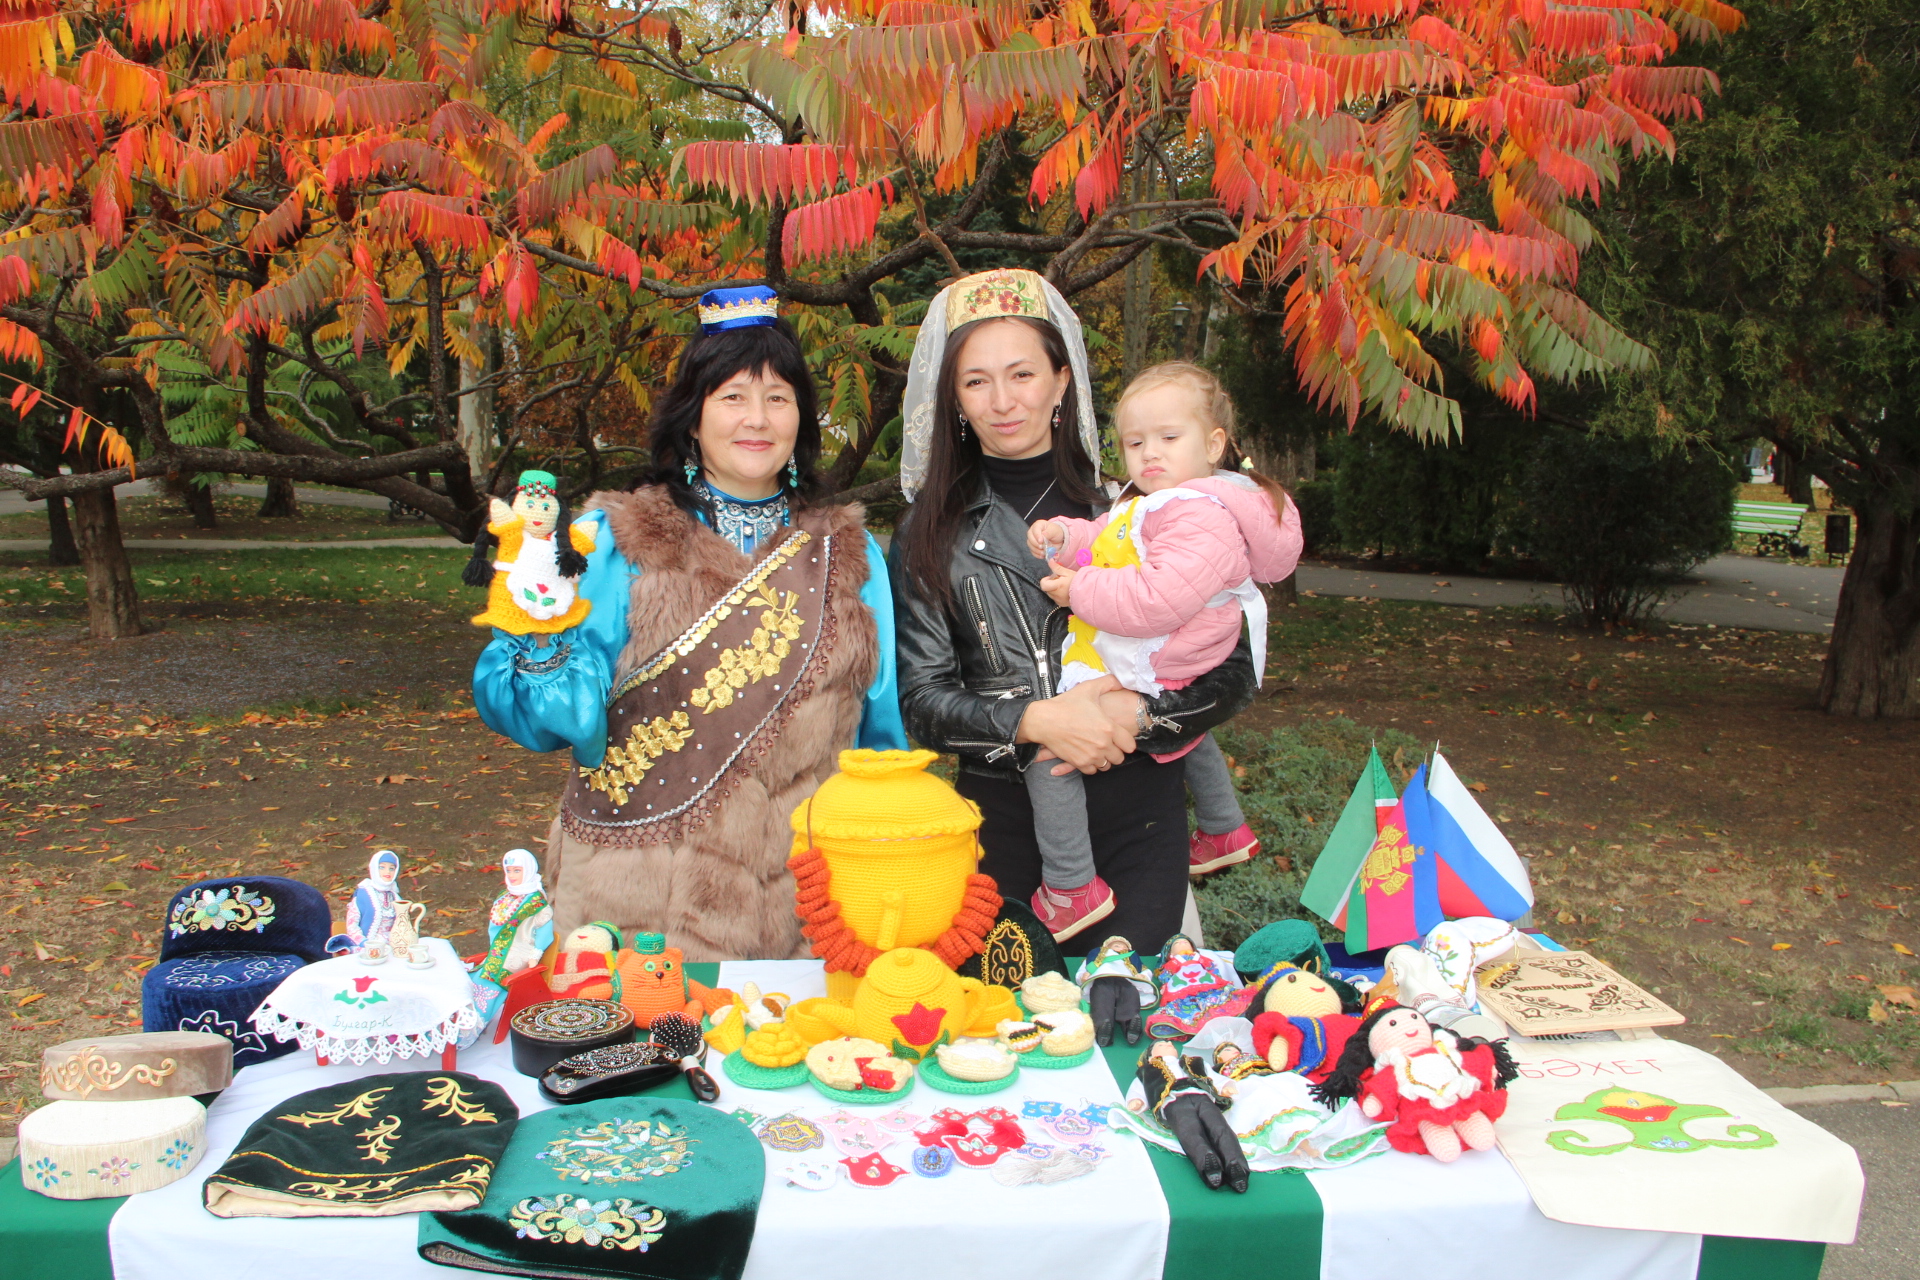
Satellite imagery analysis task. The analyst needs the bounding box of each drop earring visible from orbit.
[786,457,800,487]
[1051,404,1062,431]
[958,414,971,444]
[684,455,700,486]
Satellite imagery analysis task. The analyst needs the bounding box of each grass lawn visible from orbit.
[0,494,448,543]
[1193,594,1919,1087]
[0,557,1914,1133]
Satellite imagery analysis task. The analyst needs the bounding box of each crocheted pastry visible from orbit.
[919,1057,1018,1096]
[741,1023,807,1069]
[722,1051,810,1091]
[1021,972,1083,1014]
[995,1020,1043,1054]
[1033,1009,1096,1057]
[804,1038,889,1092]
[933,1038,1018,1083]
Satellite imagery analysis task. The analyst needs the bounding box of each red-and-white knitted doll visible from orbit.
[1311,998,1515,1162]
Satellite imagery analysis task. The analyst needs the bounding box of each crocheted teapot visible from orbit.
[810,948,992,1057]
[788,749,1002,1003]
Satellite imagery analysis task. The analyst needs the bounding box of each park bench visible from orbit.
[1732,499,1808,535]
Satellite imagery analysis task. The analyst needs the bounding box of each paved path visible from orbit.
[3,477,1849,635]
[1781,1098,1918,1279]
[0,478,392,515]
[1298,552,1844,634]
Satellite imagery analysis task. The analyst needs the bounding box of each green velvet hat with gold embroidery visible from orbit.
[203,1072,518,1218]
[419,1096,763,1280]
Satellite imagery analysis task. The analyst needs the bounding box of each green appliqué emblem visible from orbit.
[535,1118,697,1184]
[1547,1088,1779,1156]
[510,1193,665,1252]
[333,978,390,1009]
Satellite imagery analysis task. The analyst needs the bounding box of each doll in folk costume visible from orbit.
[1312,999,1516,1162]
[1248,962,1361,1084]
[325,850,402,958]
[465,470,596,634]
[469,849,554,1023]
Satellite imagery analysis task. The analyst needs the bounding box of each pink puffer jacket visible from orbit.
[1050,473,1301,690]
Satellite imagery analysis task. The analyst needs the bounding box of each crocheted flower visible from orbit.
[890,1001,946,1047]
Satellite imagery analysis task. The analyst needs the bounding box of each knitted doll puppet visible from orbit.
[464,470,595,633]
[1247,962,1361,1083]
[1311,1001,1516,1162]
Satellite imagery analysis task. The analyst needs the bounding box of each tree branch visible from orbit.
[0,442,466,500]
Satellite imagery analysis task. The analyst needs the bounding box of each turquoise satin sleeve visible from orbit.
[856,531,909,751]
[471,510,629,769]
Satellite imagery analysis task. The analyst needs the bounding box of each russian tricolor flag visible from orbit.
[1402,751,1534,921]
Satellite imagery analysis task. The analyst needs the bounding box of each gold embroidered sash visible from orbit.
[563,528,840,848]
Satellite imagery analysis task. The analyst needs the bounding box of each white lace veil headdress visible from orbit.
[898,268,1100,501]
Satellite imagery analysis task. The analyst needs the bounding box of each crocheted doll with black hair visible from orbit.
[1312,1000,1514,1162]
[466,470,595,634]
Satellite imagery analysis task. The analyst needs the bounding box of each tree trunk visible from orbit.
[183,481,217,529]
[69,485,146,640]
[1776,440,1815,506]
[258,475,298,518]
[1818,498,1920,717]
[45,494,80,566]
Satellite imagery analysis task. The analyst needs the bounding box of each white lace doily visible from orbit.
[250,937,482,1065]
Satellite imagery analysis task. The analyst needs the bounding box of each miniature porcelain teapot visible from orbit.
[812,948,988,1053]
[389,900,432,968]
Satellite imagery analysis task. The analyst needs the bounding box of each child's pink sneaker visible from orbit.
[1032,877,1116,942]
[1188,824,1259,876]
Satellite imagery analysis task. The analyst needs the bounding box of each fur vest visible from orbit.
[543,486,878,961]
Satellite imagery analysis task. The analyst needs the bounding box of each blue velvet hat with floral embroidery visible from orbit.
[141,875,331,1069]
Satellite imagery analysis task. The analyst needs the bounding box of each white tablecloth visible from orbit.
[109,959,1171,1280]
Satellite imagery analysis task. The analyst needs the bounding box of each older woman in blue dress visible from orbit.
[474,287,906,961]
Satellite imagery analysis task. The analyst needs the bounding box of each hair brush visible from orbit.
[538,1012,719,1105]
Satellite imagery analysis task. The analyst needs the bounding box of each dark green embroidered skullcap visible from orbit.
[1233,919,1331,980]
[958,898,1067,987]
[518,471,559,495]
[204,1072,518,1218]
[420,1096,764,1280]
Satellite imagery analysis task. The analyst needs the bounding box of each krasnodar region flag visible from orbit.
[1299,746,1395,928]
[1344,787,1431,952]
[1407,750,1534,920]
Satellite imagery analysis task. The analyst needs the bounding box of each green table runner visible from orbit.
[0,962,1825,1280]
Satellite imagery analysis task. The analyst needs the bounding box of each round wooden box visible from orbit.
[508,999,636,1077]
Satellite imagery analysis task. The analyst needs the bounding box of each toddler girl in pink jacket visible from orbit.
[1023,362,1302,940]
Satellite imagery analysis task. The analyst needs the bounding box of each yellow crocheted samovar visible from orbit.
[788,749,1002,1003]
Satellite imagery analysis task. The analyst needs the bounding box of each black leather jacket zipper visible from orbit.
[961,574,1006,675]
[995,565,1054,700]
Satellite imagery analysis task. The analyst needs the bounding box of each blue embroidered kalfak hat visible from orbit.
[698,285,779,334]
